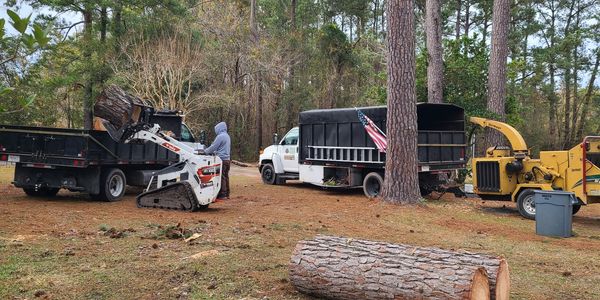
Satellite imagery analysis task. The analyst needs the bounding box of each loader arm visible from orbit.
[469,117,528,156]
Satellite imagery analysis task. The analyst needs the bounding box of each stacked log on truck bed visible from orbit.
[289,235,509,300]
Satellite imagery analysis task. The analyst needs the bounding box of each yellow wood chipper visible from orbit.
[470,117,600,219]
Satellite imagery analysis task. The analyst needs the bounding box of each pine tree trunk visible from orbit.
[464,0,470,37]
[575,50,600,141]
[83,8,94,130]
[426,0,444,104]
[455,0,462,40]
[289,235,510,300]
[485,0,510,147]
[250,0,263,152]
[381,0,421,204]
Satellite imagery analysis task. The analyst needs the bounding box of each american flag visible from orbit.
[357,109,387,152]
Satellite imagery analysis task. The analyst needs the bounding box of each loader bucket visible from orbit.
[93,85,155,142]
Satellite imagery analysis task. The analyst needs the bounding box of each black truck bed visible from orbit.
[298,103,466,171]
[0,125,178,168]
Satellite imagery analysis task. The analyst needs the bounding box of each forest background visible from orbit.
[1,0,598,161]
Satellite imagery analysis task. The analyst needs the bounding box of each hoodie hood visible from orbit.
[214,122,227,135]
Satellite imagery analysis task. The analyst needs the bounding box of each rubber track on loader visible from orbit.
[136,181,199,211]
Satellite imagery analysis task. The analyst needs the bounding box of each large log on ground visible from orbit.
[93,85,146,129]
[289,235,509,300]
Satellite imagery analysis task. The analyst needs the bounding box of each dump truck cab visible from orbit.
[259,127,301,183]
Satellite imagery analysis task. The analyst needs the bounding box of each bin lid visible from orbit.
[534,190,575,205]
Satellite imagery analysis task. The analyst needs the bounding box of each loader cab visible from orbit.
[180,123,196,143]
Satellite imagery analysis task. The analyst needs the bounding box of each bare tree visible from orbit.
[485,0,510,147]
[112,31,205,114]
[381,0,421,204]
[425,0,443,104]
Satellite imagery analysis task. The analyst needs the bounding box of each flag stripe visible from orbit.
[357,109,387,153]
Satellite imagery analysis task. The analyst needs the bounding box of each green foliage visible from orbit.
[6,10,30,34]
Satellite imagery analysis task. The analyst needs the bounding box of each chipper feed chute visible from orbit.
[93,85,222,211]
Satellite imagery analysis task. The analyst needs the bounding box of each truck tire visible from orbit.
[516,189,536,220]
[363,172,384,198]
[91,168,126,202]
[23,187,60,197]
[261,164,279,185]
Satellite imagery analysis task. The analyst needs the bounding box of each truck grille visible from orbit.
[476,161,501,192]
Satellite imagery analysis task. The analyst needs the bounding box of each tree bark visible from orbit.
[289,235,510,300]
[381,0,421,204]
[94,85,145,129]
[290,0,296,30]
[464,0,470,37]
[485,0,511,148]
[455,0,462,40]
[426,0,444,104]
[83,8,94,130]
[574,50,600,142]
[250,0,263,152]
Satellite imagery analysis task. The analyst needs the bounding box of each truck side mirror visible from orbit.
[273,133,279,145]
[199,130,207,145]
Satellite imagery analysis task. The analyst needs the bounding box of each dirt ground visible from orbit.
[1,164,600,300]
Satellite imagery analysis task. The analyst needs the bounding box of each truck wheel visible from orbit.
[261,164,279,185]
[363,172,384,198]
[92,168,126,202]
[572,204,581,215]
[516,189,536,220]
[23,187,60,197]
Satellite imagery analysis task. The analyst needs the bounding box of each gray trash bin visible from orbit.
[534,190,574,237]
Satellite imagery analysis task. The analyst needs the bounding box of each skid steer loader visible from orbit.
[100,105,222,211]
[470,117,600,219]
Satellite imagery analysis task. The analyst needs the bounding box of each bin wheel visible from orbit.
[23,187,60,197]
[572,204,581,215]
[363,172,384,198]
[516,189,536,220]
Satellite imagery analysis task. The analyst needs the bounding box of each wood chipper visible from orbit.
[470,117,600,219]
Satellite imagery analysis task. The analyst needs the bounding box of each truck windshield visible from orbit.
[281,128,299,145]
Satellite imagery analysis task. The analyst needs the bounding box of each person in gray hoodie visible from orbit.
[204,122,231,199]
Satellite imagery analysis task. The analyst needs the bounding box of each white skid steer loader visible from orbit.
[127,123,222,211]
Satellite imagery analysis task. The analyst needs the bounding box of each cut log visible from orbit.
[231,160,257,168]
[93,85,146,129]
[289,235,509,300]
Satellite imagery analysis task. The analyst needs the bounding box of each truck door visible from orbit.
[280,128,299,173]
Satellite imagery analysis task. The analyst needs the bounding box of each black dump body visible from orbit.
[0,125,178,168]
[298,103,466,171]
[0,111,185,169]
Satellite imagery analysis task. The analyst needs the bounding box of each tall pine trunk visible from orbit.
[251,0,263,153]
[485,0,510,147]
[83,8,94,130]
[425,0,443,104]
[381,0,421,204]
[455,0,462,40]
[575,50,600,141]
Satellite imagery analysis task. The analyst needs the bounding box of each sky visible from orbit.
[1,1,82,36]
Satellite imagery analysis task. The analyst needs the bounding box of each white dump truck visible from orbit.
[258,104,467,197]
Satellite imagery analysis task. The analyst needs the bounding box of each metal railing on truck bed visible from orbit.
[298,103,467,171]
